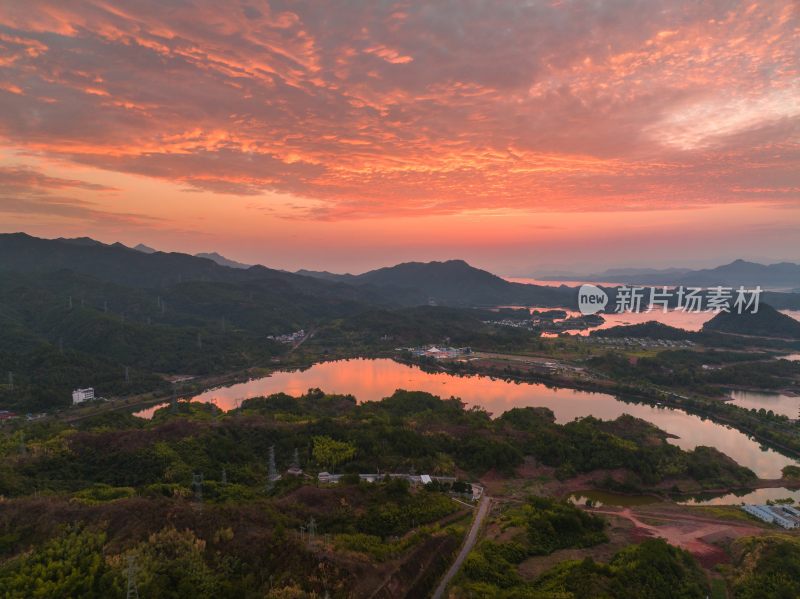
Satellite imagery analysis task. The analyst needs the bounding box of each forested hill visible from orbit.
[0,234,576,308]
[0,232,362,297]
[703,303,800,339]
[300,259,575,307]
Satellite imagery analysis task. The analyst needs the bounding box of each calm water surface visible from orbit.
[678,487,800,506]
[569,490,660,507]
[136,358,798,478]
[496,303,800,335]
[728,390,800,420]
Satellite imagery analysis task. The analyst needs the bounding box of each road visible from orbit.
[431,495,491,599]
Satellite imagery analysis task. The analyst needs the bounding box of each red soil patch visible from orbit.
[591,507,764,567]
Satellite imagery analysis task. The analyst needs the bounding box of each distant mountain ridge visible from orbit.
[300,259,575,307]
[3,234,800,310]
[130,241,253,269]
[545,259,800,289]
[195,251,252,269]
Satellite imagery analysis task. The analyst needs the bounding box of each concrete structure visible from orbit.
[742,504,800,529]
[72,387,95,405]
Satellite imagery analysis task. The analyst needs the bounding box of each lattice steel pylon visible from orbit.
[266,445,280,491]
[126,555,139,599]
[192,472,204,503]
[307,516,317,545]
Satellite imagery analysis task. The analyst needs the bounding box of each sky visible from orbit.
[0,0,798,275]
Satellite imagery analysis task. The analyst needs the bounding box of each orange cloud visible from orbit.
[0,0,796,220]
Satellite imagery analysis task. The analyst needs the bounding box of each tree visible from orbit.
[312,436,356,473]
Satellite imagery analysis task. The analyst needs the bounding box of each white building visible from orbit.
[72,387,95,405]
[742,504,800,529]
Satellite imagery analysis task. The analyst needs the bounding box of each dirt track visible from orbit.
[589,506,768,566]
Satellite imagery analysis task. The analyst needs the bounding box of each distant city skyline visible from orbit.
[0,1,797,274]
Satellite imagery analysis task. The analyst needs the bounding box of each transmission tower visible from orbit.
[307,516,317,546]
[7,371,12,390]
[291,447,300,470]
[221,467,227,484]
[192,472,204,502]
[126,555,139,599]
[266,445,280,491]
[124,366,130,383]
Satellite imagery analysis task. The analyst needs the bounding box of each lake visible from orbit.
[136,358,799,478]
[570,487,800,506]
[678,487,800,506]
[728,390,800,420]
[568,490,660,507]
[498,305,800,335]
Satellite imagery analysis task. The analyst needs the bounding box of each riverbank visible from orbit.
[398,352,800,462]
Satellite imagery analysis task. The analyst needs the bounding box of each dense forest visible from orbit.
[0,389,771,596]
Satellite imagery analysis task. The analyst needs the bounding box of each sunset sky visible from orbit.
[0,1,798,274]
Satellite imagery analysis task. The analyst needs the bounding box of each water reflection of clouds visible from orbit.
[137,358,798,478]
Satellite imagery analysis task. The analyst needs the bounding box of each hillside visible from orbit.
[312,259,576,307]
[0,235,393,410]
[592,321,694,340]
[703,304,800,339]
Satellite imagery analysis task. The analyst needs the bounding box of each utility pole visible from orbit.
[126,555,139,599]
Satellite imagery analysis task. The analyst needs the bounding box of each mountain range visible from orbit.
[544,259,800,291]
[1,232,799,412]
